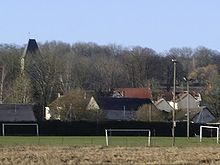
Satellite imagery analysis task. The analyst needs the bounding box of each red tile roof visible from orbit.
[114,88,152,99]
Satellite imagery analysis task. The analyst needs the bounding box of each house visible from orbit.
[169,105,215,123]
[47,89,159,121]
[113,88,152,99]
[175,107,200,122]
[175,93,200,110]
[154,98,174,113]
[161,92,201,111]
[192,106,216,123]
[0,104,36,122]
[86,96,99,110]
[48,89,94,120]
[87,97,153,120]
[155,92,203,122]
[175,106,216,123]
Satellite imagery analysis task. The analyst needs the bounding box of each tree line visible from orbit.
[0,41,220,116]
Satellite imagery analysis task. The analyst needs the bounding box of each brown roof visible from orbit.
[114,88,152,99]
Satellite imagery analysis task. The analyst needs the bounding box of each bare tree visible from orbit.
[26,50,60,107]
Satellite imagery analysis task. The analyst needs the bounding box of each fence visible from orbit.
[0,121,206,137]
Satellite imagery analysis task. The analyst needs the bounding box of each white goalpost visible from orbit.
[200,125,219,144]
[105,129,151,146]
[2,123,39,136]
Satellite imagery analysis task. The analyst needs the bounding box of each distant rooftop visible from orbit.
[0,104,36,122]
[114,88,152,99]
[96,97,152,111]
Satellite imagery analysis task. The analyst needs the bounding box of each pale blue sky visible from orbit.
[0,0,219,52]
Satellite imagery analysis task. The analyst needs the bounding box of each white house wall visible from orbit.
[45,106,61,120]
[177,94,199,110]
[168,101,178,110]
[45,107,51,120]
[86,96,100,110]
[155,100,174,113]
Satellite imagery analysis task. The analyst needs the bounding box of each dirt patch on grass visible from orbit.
[0,146,220,164]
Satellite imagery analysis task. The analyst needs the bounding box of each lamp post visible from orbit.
[183,77,191,140]
[172,59,177,146]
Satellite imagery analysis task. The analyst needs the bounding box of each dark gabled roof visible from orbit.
[22,39,39,57]
[192,106,216,123]
[0,104,36,122]
[96,97,152,111]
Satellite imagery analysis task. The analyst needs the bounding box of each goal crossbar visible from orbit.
[200,126,219,144]
[105,129,151,146]
[2,123,39,136]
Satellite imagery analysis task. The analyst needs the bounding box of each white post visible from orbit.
[184,77,192,140]
[172,59,177,146]
[2,124,4,136]
[200,126,202,142]
[148,131,151,146]
[36,124,39,136]
[217,127,219,144]
[105,129,109,146]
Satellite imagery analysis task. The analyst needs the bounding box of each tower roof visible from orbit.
[22,39,39,57]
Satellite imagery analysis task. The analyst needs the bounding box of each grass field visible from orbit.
[0,136,220,164]
[0,136,219,147]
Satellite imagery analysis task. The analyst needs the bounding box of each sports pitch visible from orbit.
[0,136,220,164]
[0,136,218,147]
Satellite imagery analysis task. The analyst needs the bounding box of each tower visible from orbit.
[21,39,39,74]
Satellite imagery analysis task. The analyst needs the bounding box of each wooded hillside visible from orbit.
[0,41,220,115]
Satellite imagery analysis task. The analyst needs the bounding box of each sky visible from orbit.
[0,0,220,53]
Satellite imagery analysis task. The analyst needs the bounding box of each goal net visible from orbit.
[199,126,219,144]
[105,129,151,146]
[2,123,39,136]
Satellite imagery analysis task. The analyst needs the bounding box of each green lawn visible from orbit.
[0,136,219,147]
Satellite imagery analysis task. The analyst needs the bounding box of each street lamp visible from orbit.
[183,77,192,140]
[172,59,177,146]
